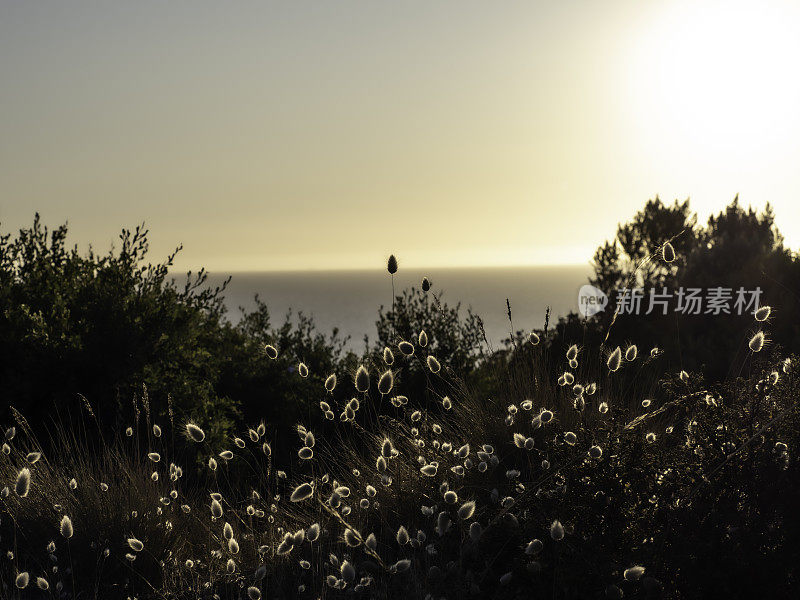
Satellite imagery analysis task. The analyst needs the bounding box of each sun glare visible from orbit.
[628,0,800,162]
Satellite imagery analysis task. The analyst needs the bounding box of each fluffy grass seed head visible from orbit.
[247,586,261,600]
[185,423,205,443]
[381,437,395,457]
[290,482,314,502]
[343,528,361,547]
[393,559,411,573]
[458,500,476,520]
[607,347,622,372]
[398,340,414,356]
[275,534,294,555]
[339,560,355,582]
[355,366,370,393]
[378,370,394,395]
[15,467,31,497]
[749,330,766,353]
[396,526,410,545]
[420,464,437,477]
[754,305,772,322]
[436,512,451,536]
[15,572,29,589]
[662,242,676,263]
[324,374,337,392]
[383,347,394,365]
[525,539,543,555]
[624,565,646,581]
[60,515,73,539]
[387,255,398,274]
[550,520,565,541]
[307,523,320,542]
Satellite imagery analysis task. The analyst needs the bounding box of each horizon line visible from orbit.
[168,262,593,275]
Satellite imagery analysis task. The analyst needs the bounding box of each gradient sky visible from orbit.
[2,0,799,271]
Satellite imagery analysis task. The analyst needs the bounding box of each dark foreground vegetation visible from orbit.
[1,198,799,599]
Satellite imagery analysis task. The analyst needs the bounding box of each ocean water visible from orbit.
[203,265,592,351]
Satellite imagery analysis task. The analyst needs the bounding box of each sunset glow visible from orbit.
[2,0,799,270]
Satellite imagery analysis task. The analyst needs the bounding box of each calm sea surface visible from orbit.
[203,265,592,351]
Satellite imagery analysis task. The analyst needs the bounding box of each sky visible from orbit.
[2,0,799,272]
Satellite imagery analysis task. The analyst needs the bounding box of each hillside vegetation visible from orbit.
[1,200,799,598]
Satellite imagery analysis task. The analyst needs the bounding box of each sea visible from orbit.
[202,265,592,351]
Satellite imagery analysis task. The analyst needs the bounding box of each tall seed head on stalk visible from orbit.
[378,370,394,395]
[185,423,205,442]
[662,242,676,263]
[355,366,370,393]
[15,468,31,497]
[60,515,73,539]
[607,347,622,372]
[749,330,765,352]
